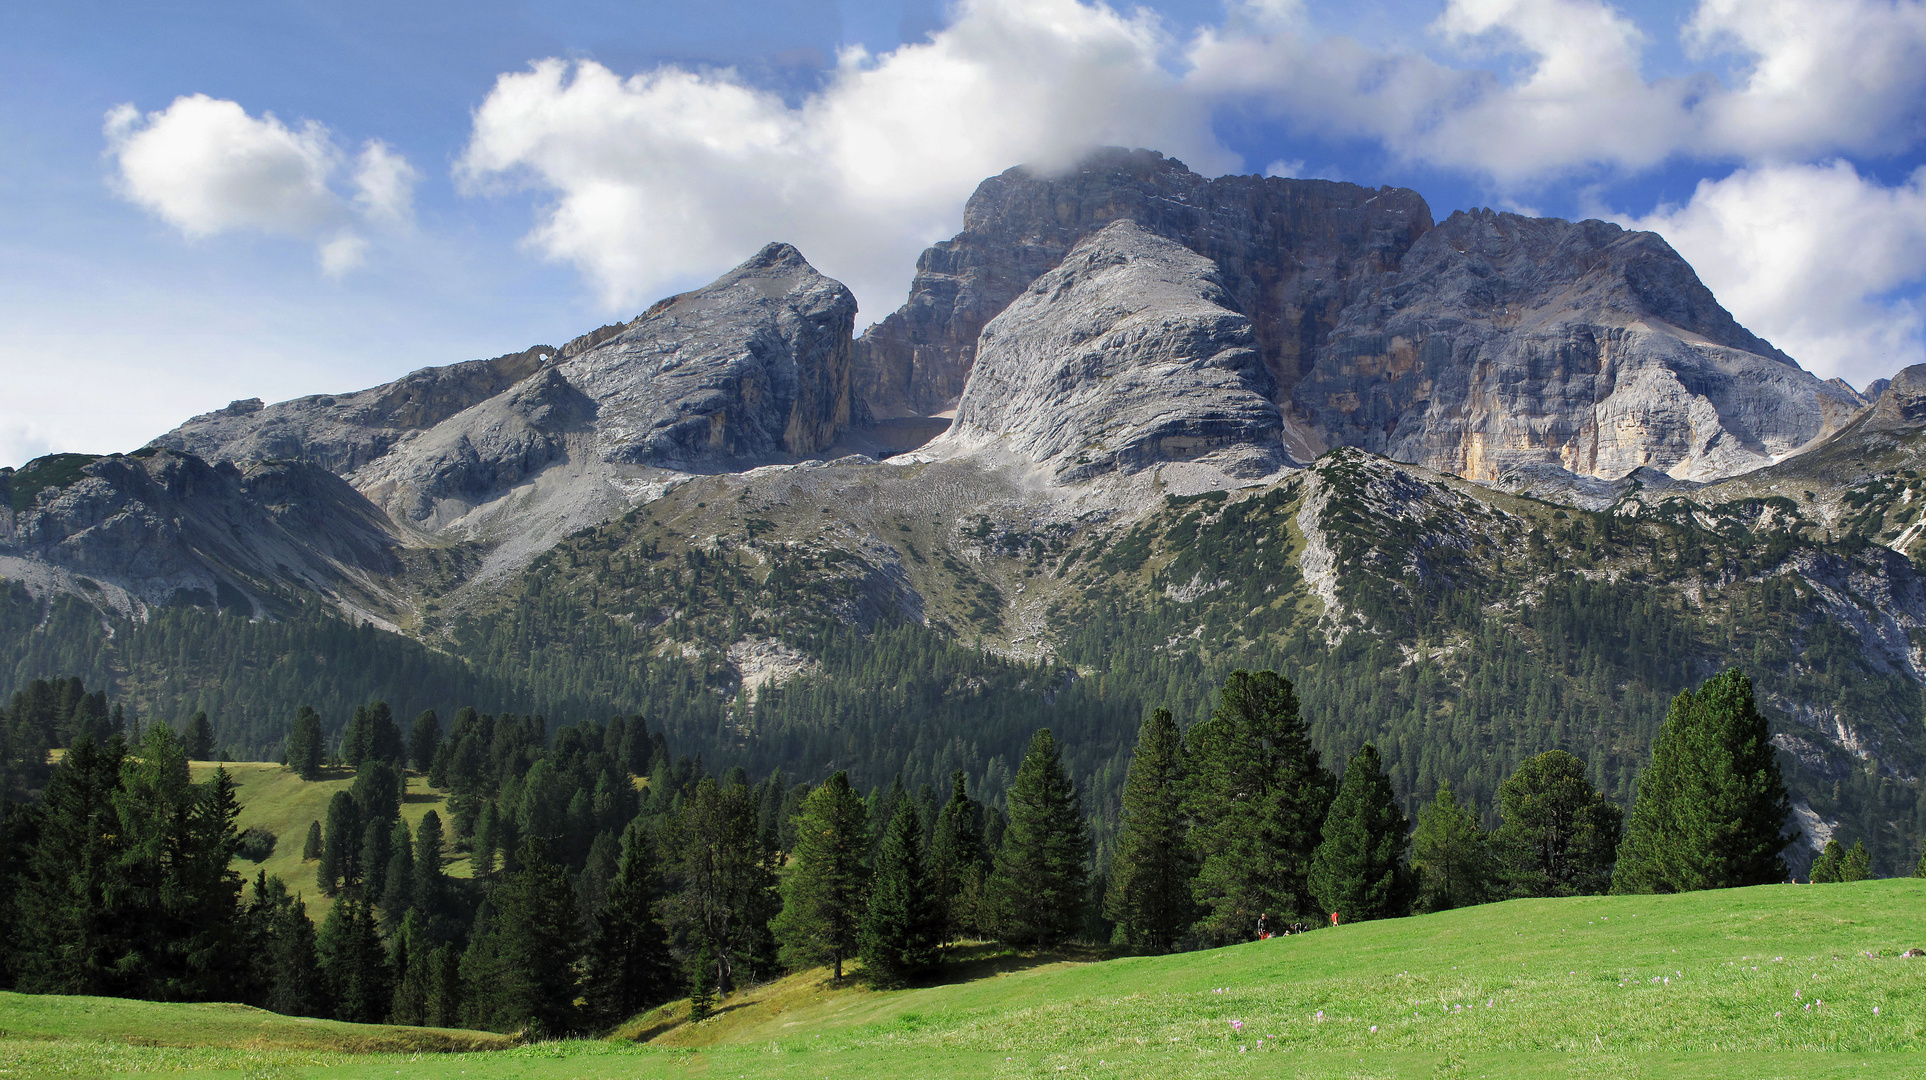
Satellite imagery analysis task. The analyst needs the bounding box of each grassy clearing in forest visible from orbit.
[11,880,1926,1078]
[186,760,470,923]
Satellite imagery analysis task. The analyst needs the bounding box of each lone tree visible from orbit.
[1183,670,1335,942]
[1410,782,1496,912]
[1104,707,1194,954]
[1491,751,1621,897]
[987,728,1089,946]
[1308,743,1413,922]
[1614,669,1794,894]
[861,799,943,986]
[769,772,870,979]
[288,707,324,780]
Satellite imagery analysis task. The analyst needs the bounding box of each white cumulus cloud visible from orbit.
[105,95,418,274]
[458,0,1233,318]
[1622,162,1926,389]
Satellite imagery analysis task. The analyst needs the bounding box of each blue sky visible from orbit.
[4,0,1925,467]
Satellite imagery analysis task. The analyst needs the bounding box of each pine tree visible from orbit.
[466,840,581,1036]
[186,711,214,760]
[16,734,130,995]
[408,710,442,773]
[929,772,983,942]
[380,819,414,929]
[583,817,677,1027]
[302,820,323,862]
[1912,844,1926,879]
[1811,839,1845,883]
[1182,670,1335,942]
[411,810,447,921]
[861,798,942,986]
[472,801,500,879]
[1491,751,1621,897]
[1410,782,1496,912]
[1308,743,1413,923]
[288,707,324,781]
[425,942,462,1027]
[1846,841,1873,882]
[1614,669,1794,894]
[986,728,1089,946]
[687,935,719,1022]
[1104,708,1194,954]
[316,894,389,1023]
[770,772,870,978]
[241,872,320,1017]
[320,791,361,894]
[342,705,373,771]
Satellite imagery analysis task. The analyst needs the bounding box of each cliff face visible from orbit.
[853,148,1431,432]
[935,221,1284,481]
[865,150,1860,484]
[1305,210,1866,481]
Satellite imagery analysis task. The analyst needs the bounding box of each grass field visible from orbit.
[9,878,1926,1077]
[186,760,472,922]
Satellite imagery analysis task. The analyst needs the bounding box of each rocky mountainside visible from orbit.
[930,221,1285,482]
[6,148,1926,879]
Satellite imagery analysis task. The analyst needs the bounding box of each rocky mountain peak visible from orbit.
[934,220,1283,482]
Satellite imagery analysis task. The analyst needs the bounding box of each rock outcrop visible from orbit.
[1306,209,1866,481]
[933,222,1283,480]
[0,449,401,616]
[854,148,1430,435]
[866,149,1862,484]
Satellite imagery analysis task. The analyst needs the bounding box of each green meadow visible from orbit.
[9,878,1926,1078]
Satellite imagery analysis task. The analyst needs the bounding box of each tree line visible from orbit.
[0,664,1873,1037]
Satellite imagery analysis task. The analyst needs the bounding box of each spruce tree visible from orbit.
[1182,670,1335,942]
[770,772,870,978]
[1104,708,1194,954]
[302,820,323,862]
[583,817,677,1027]
[241,872,320,1017]
[316,895,389,1023]
[861,799,942,986]
[1308,743,1413,923]
[380,819,414,929]
[342,706,373,771]
[1614,669,1793,894]
[425,942,462,1027]
[986,728,1089,946]
[1492,751,1621,897]
[288,707,324,781]
[1811,839,1845,883]
[408,710,442,773]
[1410,782,1496,912]
[929,772,984,942]
[1913,844,1926,879]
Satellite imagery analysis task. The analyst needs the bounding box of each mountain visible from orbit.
[4,148,1923,880]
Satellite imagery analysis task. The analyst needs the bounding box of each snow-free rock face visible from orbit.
[853,148,1430,429]
[934,222,1283,480]
[1303,209,1866,482]
[0,449,401,616]
[863,149,1861,484]
[153,243,859,536]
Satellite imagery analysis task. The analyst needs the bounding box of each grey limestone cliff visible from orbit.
[933,221,1283,481]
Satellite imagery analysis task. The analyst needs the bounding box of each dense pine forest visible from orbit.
[1,662,1849,1036]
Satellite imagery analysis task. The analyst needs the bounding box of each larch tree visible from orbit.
[1104,707,1194,954]
[1308,743,1413,923]
[986,728,1089,946]
[1613,669,1793,894]
[1410,781,1496,912]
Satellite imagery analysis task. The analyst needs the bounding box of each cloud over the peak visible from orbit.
[1622,162,1926,389]
[105,95,418,274]
[458,0,1232,318]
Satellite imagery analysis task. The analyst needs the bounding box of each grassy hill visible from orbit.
[189,759,472,921]
[9,879,1926,1078]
